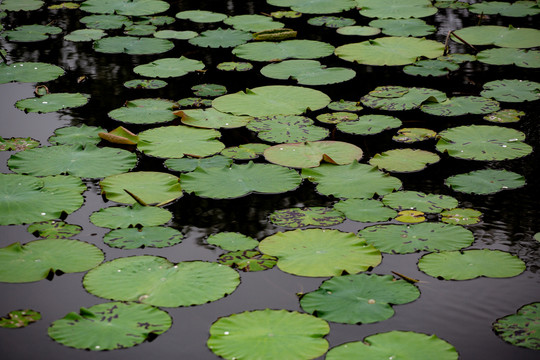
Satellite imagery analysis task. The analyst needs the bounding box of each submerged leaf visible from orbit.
[493,302,540,350]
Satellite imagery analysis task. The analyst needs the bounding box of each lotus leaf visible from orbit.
[188,28,251,49]
[436,125,532,161]
[326,331,458,360]
[0,174,85,225]
[0,240,104,283]
[98,126,139,145]
[404,59,459,77]
[269,207,345,228]
[123,79,167,90]
[221,143,270,160]
[164,155,232,173]
[176,108,251,129]
[124,24,156,36]
[453,26,540,48]
[308,16,355,28]
[137,125,224,158]
[191,84,227,97]
[207,232,258,251]
[233,40,334,62]
[393,128,437,143]
[176,10,227,23]
[217,250,277,272]
[83,256,240,307]
[356,0,438,19]
[224,14,284,32]
[477,48,540,68]
[418,249,526,280]
[0,309,41,328]
[334,199,397,222]
[247,115,329,143]
[79,14,131,29]
[481,79,540,103]
[207,309,329,360]
[15,93,89,113]
[337,26,381,36]
[382,191,458,213]
[48,302,171,351]
[484,109,525,123]
[0,137,40,151]
[264,141,362,168]
[335,37,444,66]
[317,112,358,124]
[362,86,447,110]
[28,221,82,239]
[302,162,402,199]
[493,302,540,350]
[0,0,43,11]
[369,149,440,173]
[133,56,205,78]
[337,114,402,135]
[103,226,183,249]
[368,18,435,37]
[0,62,64,84]
[181,162,301,199]
[93,36,173,55]
[445,169,526,195]
[48,125,105,146]
[267,0,357,14]
[395,210,426,223]
[259,229,381,277]
[300,273,419,324]
[100,171,182,205]
[327,100,363,112]
[90,204,172,229]
[469,1,540,17]
[260,59,355,85]
[213,85,330,116]
[154,30,198,40]
[359,222,474,254]
[80,0,170,16]
[216,62,253,72]
[4,24,62,42]
[441,208,482,225]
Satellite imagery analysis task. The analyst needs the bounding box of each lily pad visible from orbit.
[153,30,198,40]
[80,0,170,16]
[0,137,40,151]
[164,155,232,173]
[317,112,358,124]
[48,125,105,146]
[48,302,171,351]
[93,36,173,55]
[181,162,301,199]
[175,10,227,23]
[483,109,525,123]
[453,26,540,49]
[0,62,64,84]
[441,208,482,225]
[362,86,447,111]
[267,0,357,14]
[28,221,82,239]
[260,59,355,85]
[395,210,426,223]
[445,169,526,195]
[337,114,402,135]
[493,302,540,350]
[90,204,172,229]
[264,141,362,168]
[0,240,104,283]
[269,207,345,228]
[480,79,540,103]
[247,115,329,143]
[216,62,253,72]
[300,273,420,324]
[217,250,277,272]
[382,191,458,213]
[469,1,540,17]
[259,229,381,277]
[221,143,269,160]
[334,199,397,222]
[103,226,183,249]
[83,256,240,307]
[0,310,41,328]
[418,249,526,280]
[224,14,284,32]
[369,149,440,173]
[404,60,459,77]
[123,79,167,90]
[232,40,334,62]
[207,232,258,251]
[336,26,381,36]
[308,16,355,28]
[189,28,252,48]
[0,0,43,11]
[358,222,474,254]
[15,93,89,113]
[176,108,251,129]
[64,29,106,42]
[477,48,540,68]
[191,84,227,97]
[4,24,62,42]
[368,18,435,37]
[133,56,205,78]
[356,0,438,18]
[207,309,329,360]
[79,14,131,29]
[327,100,363,112]
[421,96,500,116]
[393,128,437,143]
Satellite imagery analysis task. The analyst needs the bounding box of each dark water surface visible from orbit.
[1,1,539,359]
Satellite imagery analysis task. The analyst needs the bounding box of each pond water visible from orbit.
[1,1,539,359]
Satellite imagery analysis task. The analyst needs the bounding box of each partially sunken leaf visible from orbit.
[300,273,419,324]
[0,309,41,328]
[83,256,240,307]
[264,141,362,168]
[90,204,172,229]
[48,302,171,351]
[177,108,251,129]
[103,226,183,249]
[224,14,284,32]
[164,155,232,173]
[357,0,438,18]
[28,221,82,239]
[267,0,357,14]
[108,98,177,125]
[232,40,334,62]
[493,302,540,350]
[421,96,500,116]
[80,0,170,16]
[481,79,540,103]
[15,93,89,113]
[247,115,329,143]
[217,250,277,272]
[133,56,205,78]
[369,149,440,173]
[393,128,437,143]
[382,191,458,213]
[484,109,525,124]
[175,10,227,23]
[445,169,525,195]
[337,114,402,135]
[0,240,104,283]
[189,28,252,48]
[208,309,329,360]
[269,207,345,228]
[453,26,540,48]
[48,125,105,146]
[206,232,258,251]
[441,208,482,225]
[368,18,435,37]
[362,86,447,111]
[418,249,525,280]
[260,59,355,85]
[0,137,40,151]
[0,62,64,84]
[477,48,540,68]
[334,199,397,222]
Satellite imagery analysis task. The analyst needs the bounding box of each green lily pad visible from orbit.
[48,125,105,146]
[123,79,167,90]
[382,191,458,213]
[0,62,64,84]
[271,10,302,18]
[27,221,82,239]
[493,302,540,350]
[221,143,270,160]
[264,141,362,168]
[232,40,334,62]
[217,62,253,72]
[436,125,532,161]
[48,302,171,351]
[207,309,329,360]
[176,108,251,129]
[336,26,381,36]
[445,169,526,195]
[124,24,156,36]
[359,222,474,254]
[308,16,355,28]
[317,112,358,124]
[90,204,172,229]
[453,25,540,49]
[247,115,329,143]
[300,273,419,324]
[469,1,540,17]
[0,309,41,328]
[191,84,227,97]
[4,24,62,42]
[327,100,363,112]
[93,36,173,55]
[269,207,345,228]
[100,171,182,205]
[81,0,170,16]
[326,331,458,360]
[213,85,330,117]
[79,14,131,29]
[267,0,357,14]
[217,250,277,272]
[133,56,205,78]
[207,232,258,251]
[484,109,525,123]
[177,97,212,108]
[0,240,104,283]
[393,128,437,143]
[259,229,381,277]
[418,249,526,280]
[0,174,85,225]
[181,162,301,199]
[260,59,355,85]
[83,256,240,307]
[64,28,106,42]
[153,30,198,40]
[0,0,43,11]
[369,149,440,173]
[336,37,444,66]
[481,79,540,103]
[395,210,426,223]
[103,226,183,249]
[224,14,284,32]
[404,59,459,77]
[337,114,402,135]
[189,28,252,48]
[175,10,227,23]
[164,155,232,173]
[362,86,447,111]
[368,18,435,37]
[0,137,40,151]
[421,96,500,116]
[15,93,90,113]
[137,125,224,158]
[477,48,540,68]
[441,208,482,225]
[334,199,397,222]
[302,162,402,199]
[357,0,438,18]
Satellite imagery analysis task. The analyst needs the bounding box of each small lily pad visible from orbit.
[133,56,205,78]
[403,59,459,77]
[334,199,397,222]
[48,124,105,146]
[103,226,183,249]
[445,169,526,195]
[153,30,198,40]
[260,59,355,85]
[93,36,174,55]
[337,26,382,36]
[90,204,172,229]
[164,155,232,173]
[80,14,131,30]
[0,137,40,151]
[453,25,540,49]
[216,62,253,72]
[177,97,212,107]
[267,0,357,14]
[368,18,435,37]
[483,109,525,123]
[5,24,62,42]
[191,84,227,97]
[28,220,82,239]
[328,100,363,112]
[382,191,458,213]
[470,1,540,17]
[308,16,355,28]
[0,0,44,11]
[393,128,437,143]
[206,232,258,251]
[175,10,227,23]
[493,302,540,350]
[337,114,402,135]
[269,207,345,228]
[317,112,358,124]
[370,149,440,173]
[0,309,41,328]
[217,250,277,272]
[247,115,329,143]
[16,93,90,113]
[224,14,284,32]
[232,40,334,62]
[395,210,426,223]
[221,143,269,160]
[64,28,106,42]
[441,208,482,225]
[481,79,540,103]
[264,141,362,168]
[362,86,447,111]
[123,79,167,89]
[189,28,252,48]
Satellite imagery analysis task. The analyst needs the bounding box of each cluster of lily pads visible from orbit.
[1,0,539,358]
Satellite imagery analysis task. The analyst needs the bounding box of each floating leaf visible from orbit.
[368,18,435,37]
[49,2,80,10]
[362,86,447,111]
[369,149,440,173]
[217,250,277,272]
[224,14,284,32]
[337,26,381,36]
[483,109,525,123]
[48,125,106,146]
[317,112,358,124]
[337,114,402,135]
[403,59,459,77]
[382,191,458,213]
[0,137,40,151]
[103,226,183,249]
[124,24,156,36]
[260,59,355,85]
[221,143,270,160]
[123,79,167,89]
[98,126,139,145]
[176,108,251,129]
[0,0,43,11]
[395,210,425,223]
[441,208,482,225]
[0,310,41,328]
[477,48,540,68]
[418,249,526,280]
[216,62,253,72]
[133,56,205,78]
[27,220,82,239]
[269,207,345,228]
[80,14,131,29]
[207,232,258,251]
[177,97,212,107]
[189,28,252,48]
[191,84,227,97]
[393,128,437,143]
[175,10,227,23]
[4,25,62,42]
[328,100,363,112]
[438,53,476,63]
[153,30,198,40]
[356,0,438,18]
[0,62,64,84]
[93,36,173,55]
[267,0,357,14]
[15,93,89,113]
[64,29,106,42]
[259,229,381,277]
[308,16,355,28]
[264,141,362,168]
[445,169,526,195]
[81,0,170,16]
[271,10,302,18]
[453,26,540,48]
[421,96,500,116]
[481,79,540,103]
[83,256,240,307]
[469,1,540,17]
[247,115,328,143]
[90,204,172,229]
[334,199,397,222]
[493,302,540,350]
[232,40,334,62]
[164,155,232,173]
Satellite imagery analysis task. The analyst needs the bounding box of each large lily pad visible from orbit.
[247,115,328,143]
[48,302,171,351]
[260,59,355,85]
[0,62,64,84]
[356,0,438,19]
[176,108,251,129]
[334,199,397,222]
[267,0,357,14]
[477,48,540,68]
[15,93,89,113]
[108,98,177,125]
[300,273,419,324]
[382,191,458,213]
[0,240,104,283]
[104,226,183,249]
[133,57,205,78]
[264,141,362,168]
[453,26,540,48]
[493,302,540,350]
[80,0,170,16]
[362,86,447,111]
[232,40,334,62]
[336,115,402,135]
[90,204,172,229]
[83,256,240,307]
[94,36,173,55]
[480,79,540,103]
[189,28,252,48]
[445,169,526,195]
[269,207,345,228]
[258,229,381,277]
[421,96,500,116]
[358,222,474,254]
[418,249,526,280]
[369,149,440,173]
[207,309,329,360]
